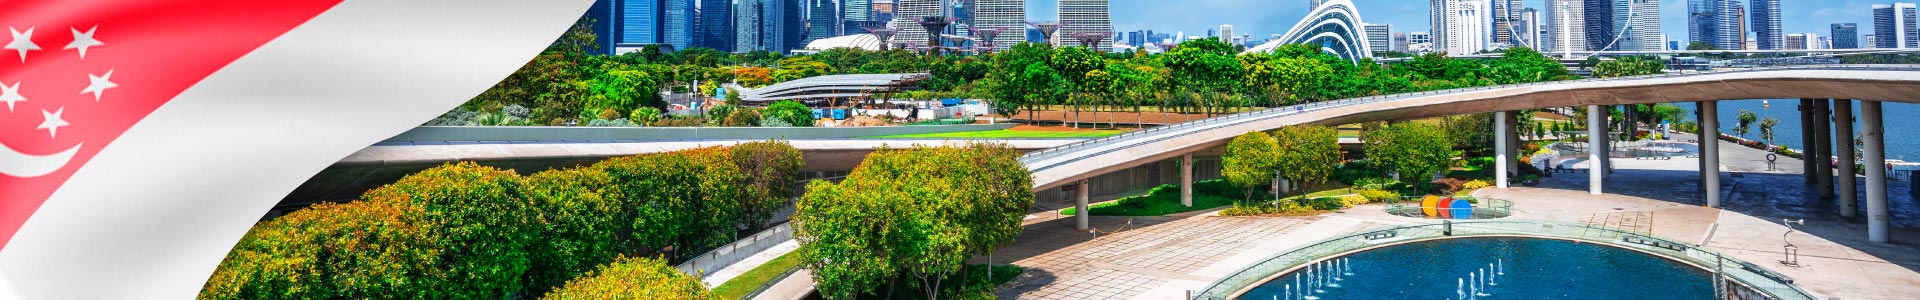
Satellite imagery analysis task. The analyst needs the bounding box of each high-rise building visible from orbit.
[1491,0,1522,45]
[1866,34,1878,48]
[1874,3,1919,49]
[874,0,896,22]
[1616,0,1661,51]
[1310,0,1328,9]
[1544,0,1586,55]
[663,0,696,50]
[1409,31,1433,44]
[1833,23,1860,49]
[1752,0,1783,50]
[1220,25,1235,42]
[807,0,841,41]
[1059,0,1113,51]
[621,0,661,45]
[1582,0,1613,51]
[844,0,873,22]
[1516,7,1542,49]
[737,0,763,51]
[582,0,621,55]
[1687,0,1741,50]
[1365,23,1392,53]
[1393,32,1410,52]
[1432,0,1490,55]
[887,0,943,50]
[1818,36,1832,49]
[975,0,1026,51]
[1734,2,1747,49]
[765,0,806,53]
[1785,33,1808,50]
[698,0,735,51]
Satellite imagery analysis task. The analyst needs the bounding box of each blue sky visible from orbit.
[1024,0,1884,42]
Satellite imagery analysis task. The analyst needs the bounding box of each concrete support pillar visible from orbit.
[1506,112,1522,178]
[1600,108,1612,179]
[1835,99,1858,217]
[1076,179,1090,231]
[1863,101,1889,243]
[1802,99,1817,183]
[1181,154,1194,207]
[1815,100,1835,198]
[1496,111,1511,188]
[1589,105,1605,195]
[1700,101,1722,208]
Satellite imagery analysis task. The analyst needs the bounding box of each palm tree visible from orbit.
[1758,117,1780,145]
[1733,110,1757,138]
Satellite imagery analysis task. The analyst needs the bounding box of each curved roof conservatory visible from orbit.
[1244,0,1372,62]
[797,34,884,53]
[737,73,929,105]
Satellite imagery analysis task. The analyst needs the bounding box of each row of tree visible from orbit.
[202,141,804,299]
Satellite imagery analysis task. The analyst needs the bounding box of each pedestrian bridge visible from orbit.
[1020,65,1920,190]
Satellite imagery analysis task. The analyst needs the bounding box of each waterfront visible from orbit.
[1681,100,1920,162]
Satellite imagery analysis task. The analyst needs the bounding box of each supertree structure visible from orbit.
[864,27,899,51]
[1025,21,1063,46]
[1068,31,1111,51]
[917,16,952,56]
[971,27,1005,52]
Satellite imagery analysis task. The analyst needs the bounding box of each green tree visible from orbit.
[1364,123,1453,191]
[1734,110,1757,138]
[762,100,816,127]
[1759,117,1781,145]
[1165,38,1244,116]
[731,141,805,233]
[1593,56,1665,78]
[539,256,719,300]
[1272,125,1341,200]
[522,167,624,296]
[1222,131,1280,202]
[794,143,1033,300]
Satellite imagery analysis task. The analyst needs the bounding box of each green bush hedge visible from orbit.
[539,256,718,300]
[204,142,805,300]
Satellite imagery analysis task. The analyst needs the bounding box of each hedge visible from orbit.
[203,141,805,299]
[539,256,719,300]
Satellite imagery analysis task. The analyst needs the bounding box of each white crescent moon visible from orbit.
[0,142,82,178]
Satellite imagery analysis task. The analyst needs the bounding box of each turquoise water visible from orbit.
[1682,100,1920,161]
[1236,238,1713,300]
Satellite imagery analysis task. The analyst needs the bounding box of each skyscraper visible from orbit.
[664,0,697,50]
[737,0,763,51]
[1734,2,1747,49]
[1544,0,1586,55]
[1432,0,1490,55]
[1752,0,1783,50]
[1617,0,1661,51]
[583,0,621,55]
[1310,0,1328,9]
[1059,0,1113,51]
[1583,0,1614,51]
[764,0,806,53]
[698,0,735,51]
[1393,32,1410,51]
[1833,23,1860,49]
[807,0,841,41]
[1517,7,1542,49]
[622,0,661,45]
[1875,3,1919,49]
[975,0,1026,51]
[1220,25,1235,42]
[1785,33,1807,50]
[1687,0,1741,50]
[844,0,873,22]
[1365,23,1392,53]
[1491,0,1522,45]
[886,0,941,50]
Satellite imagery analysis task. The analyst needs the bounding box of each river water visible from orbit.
[1677,100,1920,162]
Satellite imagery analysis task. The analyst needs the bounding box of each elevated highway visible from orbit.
[1020,65,1920,241]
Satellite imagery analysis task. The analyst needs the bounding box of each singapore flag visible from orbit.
[0,1,592,299]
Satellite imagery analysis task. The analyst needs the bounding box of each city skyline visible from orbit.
[1022,0,1890,47]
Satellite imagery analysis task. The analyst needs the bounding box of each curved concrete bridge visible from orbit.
[1022,65,1920,242]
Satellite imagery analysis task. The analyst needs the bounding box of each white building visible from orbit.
[1785,33,1808,50]
[1542,0,1586,56]
[975,0,1027,51]
[1434,0,1490,54]
[1365,23,1392,53]
[1058,0,1113,51]
[1219,24,1235,42]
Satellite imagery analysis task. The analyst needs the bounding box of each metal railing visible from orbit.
[1019,65,1920,174]
[1190,220,1818,300]
[674,222,795,277]
[1383,197,1514,219]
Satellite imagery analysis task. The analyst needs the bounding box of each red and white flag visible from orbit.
[0,1,591,299]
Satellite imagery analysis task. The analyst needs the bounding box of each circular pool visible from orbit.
[1235,237,1713,300]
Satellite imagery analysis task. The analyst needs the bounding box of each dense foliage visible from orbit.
[793,143,1034,300]
[1272,125,1341,199]
[1222,131,1279,202]
[539,256,719,300]
[204,142,804,299]
[1363,122,1454,189]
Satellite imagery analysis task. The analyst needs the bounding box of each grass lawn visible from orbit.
[711,251,803,300]
[866,129,1126,139]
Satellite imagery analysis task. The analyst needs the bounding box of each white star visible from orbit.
[37,107,69,139]
[64,26,103,59]
[81,69,116,101]
[0,81,23,112]
[4,27,38,63]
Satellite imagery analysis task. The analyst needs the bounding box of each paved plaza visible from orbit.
[988,136,1920,300]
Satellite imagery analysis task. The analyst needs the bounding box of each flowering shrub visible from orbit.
[1463,180,1491,190]
[539,256,718,300]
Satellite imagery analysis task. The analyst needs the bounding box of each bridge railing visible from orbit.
[1020,64,1920,172]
